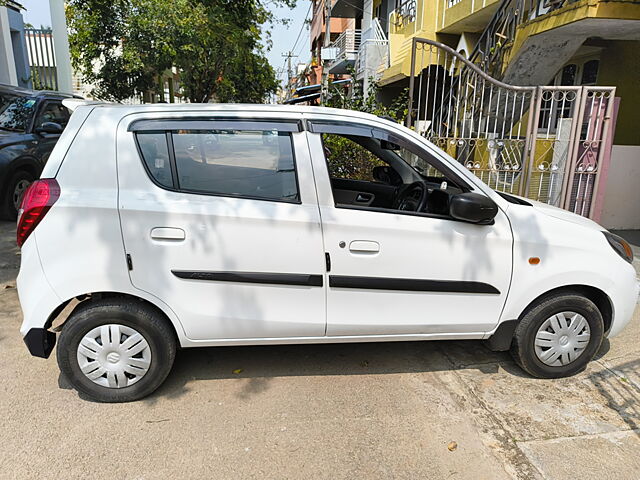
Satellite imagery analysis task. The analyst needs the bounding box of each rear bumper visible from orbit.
[23,328,56,358]
[17,234,62,353]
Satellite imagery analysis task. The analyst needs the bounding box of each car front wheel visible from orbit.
[510,292,604,378]
[57,298,177,402]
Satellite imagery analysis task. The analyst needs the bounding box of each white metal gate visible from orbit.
[25,28,58,90]
[407,39,616,218]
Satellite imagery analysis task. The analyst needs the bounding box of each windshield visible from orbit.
[0,93,37,132]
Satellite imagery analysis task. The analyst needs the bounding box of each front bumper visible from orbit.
[607,275,640,338]
[23,328,56,358]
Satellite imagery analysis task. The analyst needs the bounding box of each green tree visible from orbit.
[66,0,293,102]
[324,77,407,122]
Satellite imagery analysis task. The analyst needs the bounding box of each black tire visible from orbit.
[510,293,604,378]
[1,170,35,220]
[57,297,177,403]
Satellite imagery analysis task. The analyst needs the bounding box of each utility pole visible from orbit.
[320,0,331,105]
[282,51,297,100]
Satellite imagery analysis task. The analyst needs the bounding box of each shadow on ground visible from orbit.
[142,339,532,403]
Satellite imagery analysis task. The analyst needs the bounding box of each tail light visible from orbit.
[16,179,60,247]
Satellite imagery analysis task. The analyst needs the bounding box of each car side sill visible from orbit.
[179,332,488,348]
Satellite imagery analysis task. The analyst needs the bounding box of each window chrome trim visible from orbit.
[129,118,303,132]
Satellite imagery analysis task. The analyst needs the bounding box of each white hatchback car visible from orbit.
[16,103,639,402]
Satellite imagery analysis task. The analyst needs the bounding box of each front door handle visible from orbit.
[150,227,185,241]
[355,193,374,203]
[349,240,380,253]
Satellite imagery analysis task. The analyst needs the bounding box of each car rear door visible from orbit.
[116,113,327,341]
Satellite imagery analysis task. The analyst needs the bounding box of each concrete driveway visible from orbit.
[1,221,639,479]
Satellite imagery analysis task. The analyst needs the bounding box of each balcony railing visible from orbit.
[355,40,390,79]
[468,0,582,79]
[355,19,389,80]
[392,0,417,27]
[332,29,362,61]
[327,29,362,73]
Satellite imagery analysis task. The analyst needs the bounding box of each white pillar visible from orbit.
[363,0,373,31]
[0,7,18,85]
[49,0,73,93]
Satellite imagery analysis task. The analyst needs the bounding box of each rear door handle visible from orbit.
[349,240,380,253]
[150,227,185,241]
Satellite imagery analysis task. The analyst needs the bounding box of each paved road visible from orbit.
[1,221,639,479]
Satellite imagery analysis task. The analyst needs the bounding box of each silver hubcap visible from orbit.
[13,179,31,210]
[77,324,152,388]
[534,311,591,366]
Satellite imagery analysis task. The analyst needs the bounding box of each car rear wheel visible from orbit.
[57,298,176,402]
[510,293,604,378]
[1,170,35,220]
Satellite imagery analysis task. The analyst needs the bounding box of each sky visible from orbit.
[264,1,313,87]
[19,0,52,28]
[18,0,312,87]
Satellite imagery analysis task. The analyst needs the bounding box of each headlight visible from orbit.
[603,232,634,264]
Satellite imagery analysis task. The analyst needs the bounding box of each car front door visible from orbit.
[117,115,327,341]
[305,116,513,337]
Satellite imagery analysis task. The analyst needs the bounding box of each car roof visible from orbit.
[0,83,81,99]
[65,100,391,125]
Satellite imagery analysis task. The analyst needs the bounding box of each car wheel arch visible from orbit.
[487,284,613,351]
[0,156,40,192]
[47,291,184,346]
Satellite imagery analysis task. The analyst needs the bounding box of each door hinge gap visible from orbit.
[126,254,133,271]
[325,252,331,272]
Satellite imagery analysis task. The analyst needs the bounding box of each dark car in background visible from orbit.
[0,84,80,219]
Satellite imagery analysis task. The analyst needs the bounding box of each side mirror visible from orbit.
[372,165,402,186]
[449,192,498,224]
[35,122,63,135]
[380,139,400,150]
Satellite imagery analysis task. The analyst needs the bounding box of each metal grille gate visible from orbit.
[406,38,616,219]
[25,28,58,91]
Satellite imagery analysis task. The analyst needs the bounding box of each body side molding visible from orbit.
[329,275,500,294]
[172,270,323,287]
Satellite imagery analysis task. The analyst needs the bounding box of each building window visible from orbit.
[581,60,599,85]
[538,57,600,132]
[560,64,577,86]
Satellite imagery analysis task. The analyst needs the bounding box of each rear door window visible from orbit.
[172,129,298,202]
[136,133,173,188]
[134,123,300,203]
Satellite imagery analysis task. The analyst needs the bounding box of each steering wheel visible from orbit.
[393,181,429,212]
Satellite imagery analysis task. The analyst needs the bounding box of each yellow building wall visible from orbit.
[506,0,640,70]
[381,0,640,87]
[597,40,640,146]
[381,0,441,85]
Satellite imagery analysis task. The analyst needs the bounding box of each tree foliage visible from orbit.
[66,0,293,102]
[324,79,408,122]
